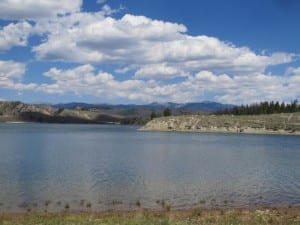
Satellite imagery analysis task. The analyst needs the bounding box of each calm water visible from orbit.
[0,123,299,212]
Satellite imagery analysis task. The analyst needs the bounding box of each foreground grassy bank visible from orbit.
[1,208,300,225]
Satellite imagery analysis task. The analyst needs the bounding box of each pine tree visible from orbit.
[163,108,171,117]
[150,111,157,120]
[218,100,299,115]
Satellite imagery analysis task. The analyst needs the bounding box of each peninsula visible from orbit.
[141,113,300,135]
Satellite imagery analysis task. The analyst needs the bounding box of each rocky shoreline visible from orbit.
[1,207,300,225]
[141,113,300,135]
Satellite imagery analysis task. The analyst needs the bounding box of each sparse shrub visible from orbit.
[44,200,51,207]
[199,200,206,205]
[165,204,171,212]
[112,200,123,205]
[136,200,141,208]
[192,208,202,217]
[65,203,70,210]
[86,202,92,210]
[220,209,225,215]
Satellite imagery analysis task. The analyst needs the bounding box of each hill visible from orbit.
[142,113,300,135]
[0,101,234,124]
[0,101,121,124]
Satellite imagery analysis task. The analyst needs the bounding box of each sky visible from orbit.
[0,0,300,104]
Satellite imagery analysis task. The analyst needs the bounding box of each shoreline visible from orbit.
[1,207,300,224]
[0,121,122,125]
[1,204,300,216]
[140,127,300,136]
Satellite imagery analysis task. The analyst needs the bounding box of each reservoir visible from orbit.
[0,123,299,212]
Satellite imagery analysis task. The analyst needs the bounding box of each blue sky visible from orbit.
[0,0,299,104]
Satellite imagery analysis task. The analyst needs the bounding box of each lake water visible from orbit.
[0,123,299,212]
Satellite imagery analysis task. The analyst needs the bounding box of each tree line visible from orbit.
[150,108,171,119]
[218,100,299,115]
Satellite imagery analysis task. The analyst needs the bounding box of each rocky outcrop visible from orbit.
[141,113,300,135]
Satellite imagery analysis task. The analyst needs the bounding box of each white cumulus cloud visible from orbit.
[32,13,293,79]
[0,60,36,91]
[134,64,188,79]
[0,0,82,20]
[0,21,32,51]
[30,65,300,104]
[0,2,298,104]
[0,60,26,80]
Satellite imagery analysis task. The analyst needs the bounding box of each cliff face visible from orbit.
[141,113,300,135]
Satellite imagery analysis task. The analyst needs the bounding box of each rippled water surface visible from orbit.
[0,123,299,212]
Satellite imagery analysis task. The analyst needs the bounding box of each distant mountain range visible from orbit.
[54,101,234,112]
[0,101,234,124]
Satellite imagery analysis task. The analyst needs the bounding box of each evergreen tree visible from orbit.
[163,108,171,117]
[150,111,157,120]
[218,99,299,115]
[291,100,298,112]
[280,102,285,112]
